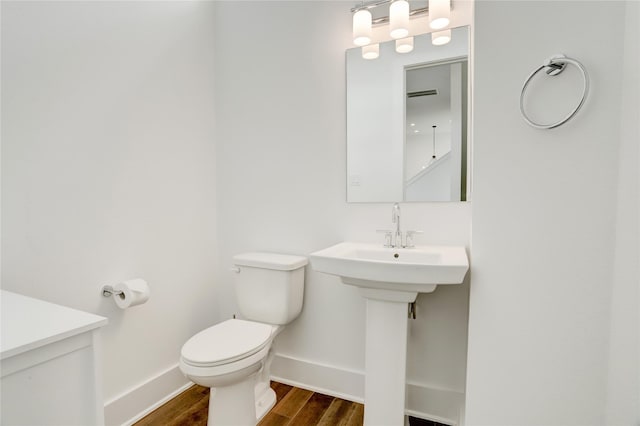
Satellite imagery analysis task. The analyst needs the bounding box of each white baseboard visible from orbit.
[405,381,464,425]
[103,355,464,426]
[104,363,192,426]
[271,353,365,403]
[272,353,464,426]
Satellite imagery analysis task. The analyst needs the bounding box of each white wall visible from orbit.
[467,1,635,425]
[605,1,640,424]
[213,1,471,420]
[1,1,218,421]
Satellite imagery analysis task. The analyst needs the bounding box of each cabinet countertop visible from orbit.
[1,290,107,360]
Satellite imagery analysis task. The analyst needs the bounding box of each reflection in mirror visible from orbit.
[346,26,469,203]
[404,60,467,201]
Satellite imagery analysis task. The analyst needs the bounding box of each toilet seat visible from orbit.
[181,319,274,368]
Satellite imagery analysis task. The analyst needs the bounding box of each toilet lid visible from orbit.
[181,319,273,367]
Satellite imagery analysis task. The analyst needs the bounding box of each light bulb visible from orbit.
[428,0,451,30]
[431,29,451,46]
[389,0,410,39]
[353,9,372,46]
[362,44,380,60]
[396,37,414,53]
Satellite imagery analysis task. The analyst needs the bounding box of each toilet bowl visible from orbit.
[180,319,282,425]
[179,252,307,426]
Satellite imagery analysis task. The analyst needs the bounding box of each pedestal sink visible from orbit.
[310,242,469,426]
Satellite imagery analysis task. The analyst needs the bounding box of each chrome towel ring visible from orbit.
[520,54,589,129]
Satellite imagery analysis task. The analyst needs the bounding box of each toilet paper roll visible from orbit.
[113,279,150,309]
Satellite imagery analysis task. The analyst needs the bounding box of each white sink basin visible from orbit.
[310,241,469,296]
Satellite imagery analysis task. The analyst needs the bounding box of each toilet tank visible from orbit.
[232,252,308,325]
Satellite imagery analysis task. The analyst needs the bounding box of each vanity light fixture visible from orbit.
[428,0,451,30]
[362,43,380,59]
[351,0,454,57]
[353,9,373,46]
[396,36,414,53]
[431,29,452,46]
[389,0,410,39]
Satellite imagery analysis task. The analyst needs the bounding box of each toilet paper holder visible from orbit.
[102,285,124,298]
[101,279,150,309]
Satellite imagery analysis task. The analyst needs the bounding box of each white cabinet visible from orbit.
[1,291,108,425]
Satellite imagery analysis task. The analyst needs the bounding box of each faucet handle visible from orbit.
[376,230,393,248]
[404,230,423,248]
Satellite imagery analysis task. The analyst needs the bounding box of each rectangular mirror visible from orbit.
[346,26,469,202]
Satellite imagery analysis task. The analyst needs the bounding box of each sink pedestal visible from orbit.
[361,288,418,426]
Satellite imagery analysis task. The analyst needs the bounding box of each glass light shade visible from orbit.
[396,37,414,53]
[428,0,451,30]
[362,44,380,60]
[389,0,410,39]
[431,29,452,45]
[353,9,372,46]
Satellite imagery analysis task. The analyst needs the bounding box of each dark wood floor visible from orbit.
[135,381,364,426]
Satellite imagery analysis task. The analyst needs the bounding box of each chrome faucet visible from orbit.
[377,203,423,248]
[392,203,401,248]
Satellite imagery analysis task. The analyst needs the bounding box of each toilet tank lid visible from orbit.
[233,252,308,271]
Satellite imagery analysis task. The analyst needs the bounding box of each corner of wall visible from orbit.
[604,1,640,423]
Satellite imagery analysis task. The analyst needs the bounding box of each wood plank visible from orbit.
[272,387,313,418]
[288,392,334,425]
[408,417,439,426]
[134,385,208,426]
[258,411,290,426]
[271,381,293,404]
[167,392,209,426]
[317,398,359,426]
[344,402,364,426]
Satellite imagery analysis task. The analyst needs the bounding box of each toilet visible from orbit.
[179,252,307,426]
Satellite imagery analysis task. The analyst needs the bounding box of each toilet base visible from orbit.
[205,378,276,426]
[208,375,257,426]
[255,383,276,421]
